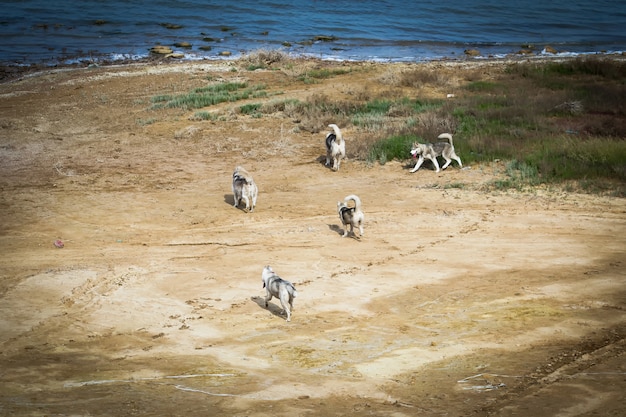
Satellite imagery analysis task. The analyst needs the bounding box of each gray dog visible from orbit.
[410,133,462,173]
[232,166,258,212]
[262,265,298,322]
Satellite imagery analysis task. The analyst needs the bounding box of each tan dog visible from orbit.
[232,166,258,212]
[410,133,462,173]
[337,194,364,238]
[325,124,346,171]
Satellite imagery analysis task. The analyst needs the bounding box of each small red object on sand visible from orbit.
[54,239,64,248]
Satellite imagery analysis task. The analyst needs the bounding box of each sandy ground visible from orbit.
[0,59,625,416]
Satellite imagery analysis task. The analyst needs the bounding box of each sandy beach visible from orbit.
[1,58,624,416]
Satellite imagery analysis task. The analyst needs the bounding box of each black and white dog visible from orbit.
[262,265,298,322]
[325,124,346,171]
[337,194,364,238]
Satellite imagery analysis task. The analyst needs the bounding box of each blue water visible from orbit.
[1,0,625,65]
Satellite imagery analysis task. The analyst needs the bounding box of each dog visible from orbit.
[337,194,364,238]
[261,265,298,322]
[410,133,462,173]
[232,166,258,212]
[325,124,346,171]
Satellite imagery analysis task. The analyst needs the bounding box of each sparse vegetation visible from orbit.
[297,67,351,84]
[189,111,216,121]
[240,49,290,70]
[147,54,625,195]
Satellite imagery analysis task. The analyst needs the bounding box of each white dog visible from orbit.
[410,133,462,173]
[325,124,346,171]
[262,265,298,322]
[337,194,364,238]
[232,166,258,212]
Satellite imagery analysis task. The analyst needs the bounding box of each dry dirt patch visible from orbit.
[0,60,625,416]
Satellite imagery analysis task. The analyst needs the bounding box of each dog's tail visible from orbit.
[343,194,362,210]
[328,124,343,143]
[437,133,454,146]
[233,166,254,184]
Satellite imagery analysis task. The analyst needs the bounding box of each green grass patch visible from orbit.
[150,82,268,110]
[525,136,626,182]
[465,80,499,92]
[367,134,417,165]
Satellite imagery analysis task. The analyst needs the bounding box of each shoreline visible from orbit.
[2,49,625,85]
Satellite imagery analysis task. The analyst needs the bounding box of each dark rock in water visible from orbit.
[464,49,480,57]
[282,41,292,47]
[517,49,534,55]
[93,20,107,26]
[199,45,212,51]
[219,51,232,56]
[543,45,558,54]
[203,37,216,42]
[314,35,337,42]
[174,42,192,48]
[160,23,183,30]
[150,45,173,54]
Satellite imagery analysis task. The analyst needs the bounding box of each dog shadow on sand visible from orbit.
[404,160,438,171]
[223,194,235,206]
[251,296,288,319]
[327,224,362,240]
[224,193,249,212]
[316,155,338,171]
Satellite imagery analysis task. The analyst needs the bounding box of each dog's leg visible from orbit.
[430,157,441,172]
[358,223,364,237]
[453,154,463,168]
[279,292,291,321]
[283,299,291,321]
[264,291,272,307]
[342,225,349,237]
[242,195,250,211]
[441,156,452,170]
[410,156,424,173]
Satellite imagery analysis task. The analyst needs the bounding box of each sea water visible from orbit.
[1,0,624,65]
